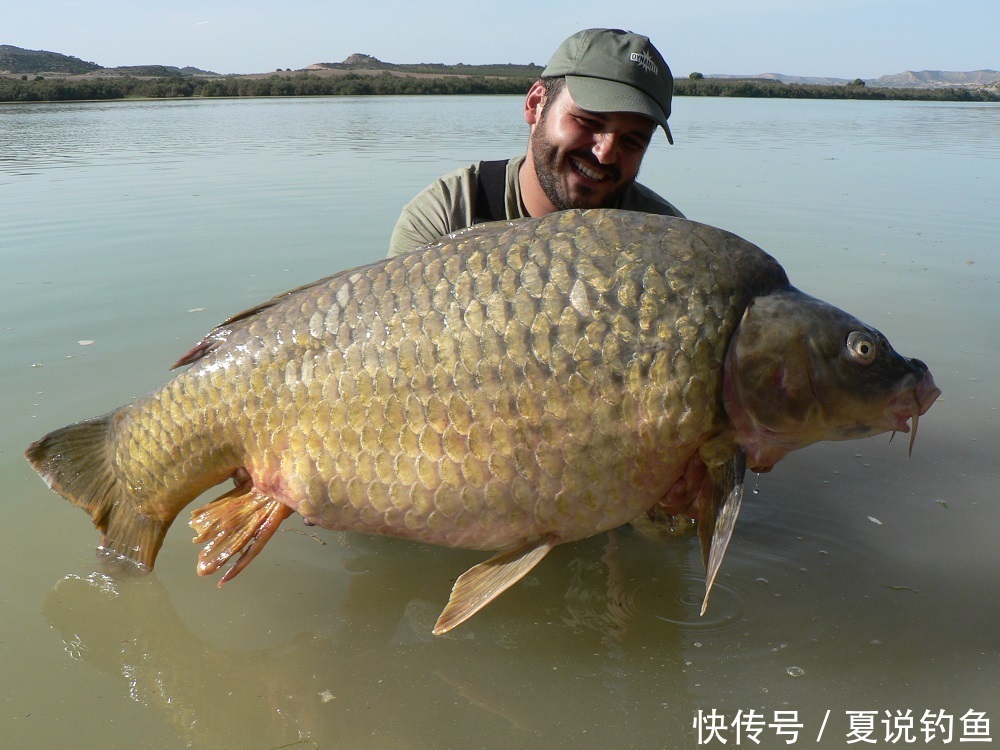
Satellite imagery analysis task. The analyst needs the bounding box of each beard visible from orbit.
[529,123,630,212]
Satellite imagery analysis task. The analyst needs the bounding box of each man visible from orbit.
[387,28,683,258]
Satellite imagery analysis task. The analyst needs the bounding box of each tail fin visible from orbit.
[25,414,169,572]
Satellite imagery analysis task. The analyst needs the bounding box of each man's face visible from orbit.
[528,86,657,212]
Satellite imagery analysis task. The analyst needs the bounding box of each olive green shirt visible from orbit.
[387,154,684,258]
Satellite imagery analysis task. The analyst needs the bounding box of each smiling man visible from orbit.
[387,28,683,258]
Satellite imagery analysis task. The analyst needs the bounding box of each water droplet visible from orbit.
[754,577,769,586]
[786,666,805,678]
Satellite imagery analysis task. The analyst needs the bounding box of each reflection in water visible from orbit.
[42,531,706,747]
[45,573,319,747]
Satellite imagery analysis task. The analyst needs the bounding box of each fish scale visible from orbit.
[176,212,735,542]
[25,209,939,633]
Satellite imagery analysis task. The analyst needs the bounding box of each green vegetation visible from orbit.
[0,71,538,102]
[108,65,204,77]
[1,69,997,104]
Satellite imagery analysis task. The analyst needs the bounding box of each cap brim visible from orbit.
[566,76,673,145]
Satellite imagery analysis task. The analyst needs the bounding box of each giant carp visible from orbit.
[26,210,940,633]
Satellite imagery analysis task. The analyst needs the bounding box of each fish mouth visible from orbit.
[888,371,941,455]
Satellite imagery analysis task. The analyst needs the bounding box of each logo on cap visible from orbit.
[629,49,658,76]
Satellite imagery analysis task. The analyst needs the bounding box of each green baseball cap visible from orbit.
[542,28,674,144]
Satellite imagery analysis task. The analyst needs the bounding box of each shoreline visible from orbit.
[2,68,998,104]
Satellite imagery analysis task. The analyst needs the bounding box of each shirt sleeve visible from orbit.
[387,165,478,258]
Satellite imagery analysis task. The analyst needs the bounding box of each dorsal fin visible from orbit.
[171,275,339,369]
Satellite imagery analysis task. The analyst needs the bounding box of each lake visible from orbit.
[1,94,997,749]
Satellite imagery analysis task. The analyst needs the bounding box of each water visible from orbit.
[2,95,997,749]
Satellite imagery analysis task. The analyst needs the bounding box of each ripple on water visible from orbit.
[654,573,745,632]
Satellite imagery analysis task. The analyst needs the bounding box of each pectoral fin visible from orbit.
[697,449,747,615]
[433,536,557,635]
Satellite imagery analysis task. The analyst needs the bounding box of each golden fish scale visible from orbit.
[110,210,785,550]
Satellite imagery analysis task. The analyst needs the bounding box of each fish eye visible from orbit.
[846,331,878,364]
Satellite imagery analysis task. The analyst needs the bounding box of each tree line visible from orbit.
[0,72,536,102]
[1,70,997,103]
[674,77,998,102]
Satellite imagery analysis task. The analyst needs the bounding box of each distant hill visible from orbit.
[100,65,219,77]
[707,73,850,86]
[308,54,543,79]
[0,44,101,74]
[872,69,1000,88]
[0,45,216,76]
[706,70,1000,90]
[341,53,382,66]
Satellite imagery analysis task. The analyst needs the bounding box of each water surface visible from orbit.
[2,96,997,748]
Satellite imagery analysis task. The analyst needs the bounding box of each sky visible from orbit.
[5,0,998,80]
